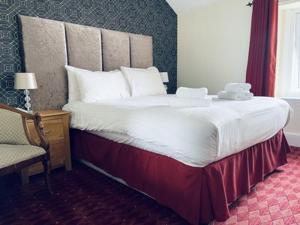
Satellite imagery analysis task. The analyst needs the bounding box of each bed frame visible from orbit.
[20,15,290,224]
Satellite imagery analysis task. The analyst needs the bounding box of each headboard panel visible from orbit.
[101,29,130,71]
[65,23,103,71]
[130,34,153,68]
[19,15,153,110]
[20,16,68,110]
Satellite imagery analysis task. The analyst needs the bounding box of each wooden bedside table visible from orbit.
[23,110,72,181]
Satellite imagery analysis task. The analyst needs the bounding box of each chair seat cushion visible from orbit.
[0,144,46,169]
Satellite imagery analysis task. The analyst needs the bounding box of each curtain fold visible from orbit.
[246,0,278,96]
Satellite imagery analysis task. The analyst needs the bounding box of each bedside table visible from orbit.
[23,110,72,181]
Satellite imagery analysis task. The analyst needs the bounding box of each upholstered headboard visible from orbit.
[19,15,153,110]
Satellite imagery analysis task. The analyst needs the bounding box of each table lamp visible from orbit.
[14,73,37,112]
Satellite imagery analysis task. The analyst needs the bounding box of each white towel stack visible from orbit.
[218,83,253,101]
[175,87,211,107]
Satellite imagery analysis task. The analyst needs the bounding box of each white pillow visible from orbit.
[65,65,86,102]
[121,66,167,97]
[65,65,130,103]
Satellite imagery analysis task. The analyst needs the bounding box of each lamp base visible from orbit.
[24,89,32,113]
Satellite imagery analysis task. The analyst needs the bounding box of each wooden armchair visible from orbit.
[0,104,51,193]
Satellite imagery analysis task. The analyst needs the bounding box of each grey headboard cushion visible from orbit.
[19,15,153,110]
[101,29,130,71]
[130,34,153,68]
[20,16,68,110]
[65,23,102,71]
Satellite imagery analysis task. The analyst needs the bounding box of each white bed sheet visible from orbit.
[63,95,291,167]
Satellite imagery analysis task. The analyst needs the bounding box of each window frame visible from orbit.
[276,6,300,98]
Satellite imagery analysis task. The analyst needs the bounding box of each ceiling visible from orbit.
[166,0,222,12]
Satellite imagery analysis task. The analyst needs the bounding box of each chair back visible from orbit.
[0,108,30,145]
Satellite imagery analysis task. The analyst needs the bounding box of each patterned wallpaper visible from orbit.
[0,0,177,107]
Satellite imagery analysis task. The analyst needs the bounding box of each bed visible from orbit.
[19,15,291,224]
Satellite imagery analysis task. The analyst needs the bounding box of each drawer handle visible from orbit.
[45,130,51,135]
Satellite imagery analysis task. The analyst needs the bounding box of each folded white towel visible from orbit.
[225,83,251,92]
[218,91,253,101]
[176,87,208,99]
[170,97,212,107]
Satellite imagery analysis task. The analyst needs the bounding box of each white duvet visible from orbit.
[63,95,291,167]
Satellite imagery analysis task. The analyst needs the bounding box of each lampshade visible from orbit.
[160,72,169,83]
[14,73,38,90]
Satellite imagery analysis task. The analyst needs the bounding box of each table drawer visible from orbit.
[24,110,72,179]
[43,119,64,142]
[50,141,66,161]
[28,141,66,174]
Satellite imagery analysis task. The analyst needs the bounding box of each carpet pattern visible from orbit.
[0,150,299,225]
[214,149,300,225]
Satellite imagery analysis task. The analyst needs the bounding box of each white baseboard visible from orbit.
[284,131,300,147]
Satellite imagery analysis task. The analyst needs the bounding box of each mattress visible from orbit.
[63,95,291,167]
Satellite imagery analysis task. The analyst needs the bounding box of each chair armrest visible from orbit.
[0,104,49,153]
[0,104,36,120]
[33,113,50,153]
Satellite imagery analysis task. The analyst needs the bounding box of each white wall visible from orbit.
[176,0,300,146]
[177,0,252,94]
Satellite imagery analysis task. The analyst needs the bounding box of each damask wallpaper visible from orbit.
[0,0,177,107]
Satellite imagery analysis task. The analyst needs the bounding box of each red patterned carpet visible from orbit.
[0,150,299,225]
[214,149,300,225]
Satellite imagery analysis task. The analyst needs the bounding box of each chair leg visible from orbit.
[21,168,29,185]
[42,159,53,194]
